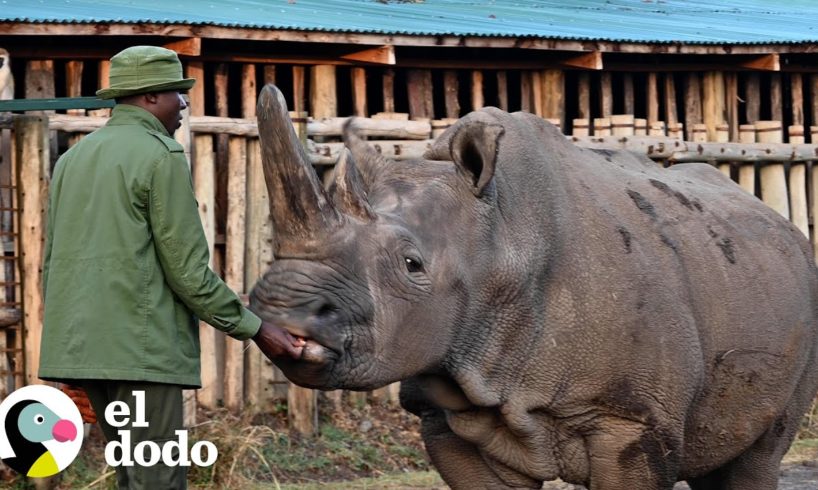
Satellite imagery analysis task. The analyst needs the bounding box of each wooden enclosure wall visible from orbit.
[5,53,818,433]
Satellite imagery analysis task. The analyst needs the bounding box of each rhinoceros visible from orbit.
[249,84,818,490]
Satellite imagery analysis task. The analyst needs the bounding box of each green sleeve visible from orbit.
[148,151,261,340]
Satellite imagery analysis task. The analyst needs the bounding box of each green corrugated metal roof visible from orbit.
[3,0,818,45]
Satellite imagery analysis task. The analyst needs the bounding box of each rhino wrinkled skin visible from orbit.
[249,84,818,489]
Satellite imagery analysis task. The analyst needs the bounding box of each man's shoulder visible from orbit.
[146,130,184,153]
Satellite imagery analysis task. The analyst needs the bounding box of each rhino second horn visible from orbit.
[332,148,376,222]
[257,84,341,248]
[343,118,389,190]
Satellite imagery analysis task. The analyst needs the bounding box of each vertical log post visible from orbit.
[715,124,730,177]
[664,73,678,126]
[622,73,635,115]
[702,71,725,142]
[65,60,84,147]
[788,125,809,237]
[542,69,565,130]
[292,66,306,114]
[600,72,613,117]
[407,69,434,120]
[634,118,647,136]
[14,115,49,385]
[649,121,666,137]
[611,114,634,137]
[442,70,460,119]
[531,71,543,117]
[496,71,508,111]
[25,61,57,167]
[684,73,703,141]
[647,73,659,124]
[471,70,484,111]
[572,118,590,137]
[578,72,591,125]
[791,74,804,127]
[593,117,611,137]
[770,74,783,123]
[756,121,789,219]
[667,122,684,141]
[520,71,533,113]
[89,59,112,117]
[725,72,739,142]
[311,65,337,120]
[745,73,761,124]
[351,67,368,117]
[738,124,756,195]
[382,68,395,114]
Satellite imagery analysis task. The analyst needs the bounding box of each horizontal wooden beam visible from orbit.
[740,53,780,71]
[2,22,817,55]
[163,37,201,56]
[562,51,602,70]
[340,45,395,65]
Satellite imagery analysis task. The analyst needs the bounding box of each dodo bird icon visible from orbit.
[3,398,77,477]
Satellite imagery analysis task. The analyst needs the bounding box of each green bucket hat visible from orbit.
[96,46,195,100]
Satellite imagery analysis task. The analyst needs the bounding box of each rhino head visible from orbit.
[249,84,506,391]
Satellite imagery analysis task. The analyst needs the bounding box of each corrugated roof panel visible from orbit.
[2,0,818,44]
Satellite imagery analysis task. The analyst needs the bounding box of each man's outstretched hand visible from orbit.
[253,321,305,360]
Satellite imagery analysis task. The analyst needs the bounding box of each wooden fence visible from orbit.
[3,107,818,434]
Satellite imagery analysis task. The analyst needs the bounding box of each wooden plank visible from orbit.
[741,53,780,72]
[264,65,276,85]
[163,37,201,56]
[770,74,783,122]
[593,117,611,137]
[664,73,678,125]
[88,60,111,117]
[382,69,395,114]
[812,75,818,136]
[351,67,368,117]
[725,72,739,142]
[684,73,702,141]
[745,73,761,123]
[65,60,85,147]
[520,71,532,113]
[738,124,756,195]
[572,118,590,137]
[647,73,659,124]
[193,135,221,409]
[702,71,725,141]
[542,69,565,130]
[311,65,337,120]
[622,73,634,115]
[24,60,57,165]
[600,72,613,117]
[611,114,634,137]
[562,51,602,70]
[496,71,508,112]
[791,73,804,127]
[289,383,317,435]
[531,71,543,117]
[471,70,484,111]
[788,125,809,237]
[756,120,789,219]
[14,115,48,385]
[407,69,433,120]
[648,121,666,137]
[292,66,306,114]
[224,136,247,412]
[578,72,591,121]
[340,45,395,65]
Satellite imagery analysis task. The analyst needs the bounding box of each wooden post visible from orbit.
[407,69,434,120]
[351,67,368,117]
[634,118,647,136]
[684,73,702,141]
[664,74,678,126]
[600,72,613,117]
[382,68,395,114]
[745,73,761,123]
[224,136,247,412]
[292,66,306,114]
[667,122,684,141]
[14,115,49,385]
[649,121,666,137]
[811,75,818,134]
[611,114,634,137]
[647,73,659,124]
[788,125,808,237]
[471,70,484,111]
[738,124,756,195]
[542,69,565,130]
[811,124,818,259]
[496,71,508,111]
[25,61,57,167]
[88,59,111,117]
[770,74,783,123]
[578,72,591,122]
[310,65,337,120]
[622,73,635,115]
[715,124,730,177]
[702,72,725,142]
[572,118,590,137]
[691,123,708,143]
[593,117,611,137]
[531,71,543,117]
[264,65,276,85]
[756,121,789,219]
[520,71,533,113]
[791,74,804,127]
[65,61,84,147]
[214,63,229,244]
[443,70,460,119]
[725,72,739,142]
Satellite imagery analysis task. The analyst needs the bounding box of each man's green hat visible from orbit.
[96,46,195,100]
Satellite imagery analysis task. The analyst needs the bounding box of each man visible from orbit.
[38,46,303,489]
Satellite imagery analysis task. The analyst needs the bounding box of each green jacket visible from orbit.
[39,104,260,387]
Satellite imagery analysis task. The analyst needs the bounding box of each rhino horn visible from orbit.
[450,121,505,197]
[343,118,389,189]
[257,84,341,248]
[332,148,377,222]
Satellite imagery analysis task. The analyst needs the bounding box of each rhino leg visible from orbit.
[420,410,542,490]
[585,417,681,490]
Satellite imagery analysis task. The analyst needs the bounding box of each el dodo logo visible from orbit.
[0,385,81,477]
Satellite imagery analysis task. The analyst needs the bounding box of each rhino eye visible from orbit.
[405,256,424,274]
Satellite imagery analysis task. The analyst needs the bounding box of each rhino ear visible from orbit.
[332,148,377,222]
[449,121,504,197]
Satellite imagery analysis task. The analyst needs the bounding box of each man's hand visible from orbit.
[253,321,305,360]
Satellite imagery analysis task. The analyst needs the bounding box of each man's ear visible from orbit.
[143,93,159,104]
[449,121,504,197]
